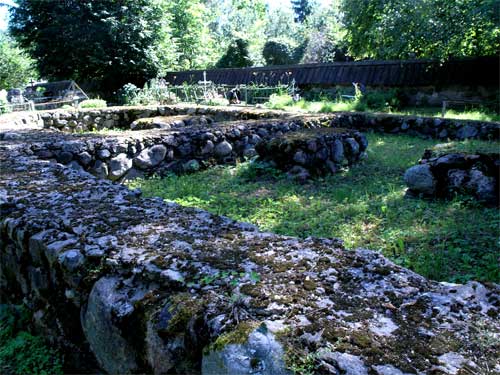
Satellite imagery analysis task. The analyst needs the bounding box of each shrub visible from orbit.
[263,39,298,66]
[216,39,252,68]
[79,99,107,109]
[0,305,63,375]
[117,79,177,106]
[264,93,294,109]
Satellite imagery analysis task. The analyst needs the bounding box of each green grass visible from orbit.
[0,305,63,375]
[128,133,500,283]
[264,94,500,122]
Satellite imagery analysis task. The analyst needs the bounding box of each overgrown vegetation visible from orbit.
[128,133,500,283]
[0,305,63,375]
[78,99,107,109]
[264,93,500,122]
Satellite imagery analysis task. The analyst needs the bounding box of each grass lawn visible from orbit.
[128,133,499,283]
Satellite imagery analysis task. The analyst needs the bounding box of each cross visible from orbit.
[198,71,212,100]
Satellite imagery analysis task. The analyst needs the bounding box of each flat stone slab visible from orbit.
[0,119,499,374]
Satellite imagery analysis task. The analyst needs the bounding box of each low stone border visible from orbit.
[404,151,499,205]
[25,117,331,182]
[256,128,368,181]
[332,111,499,140]
[34,105,500,140]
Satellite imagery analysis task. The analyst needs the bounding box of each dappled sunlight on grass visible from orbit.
[127,133,500,283]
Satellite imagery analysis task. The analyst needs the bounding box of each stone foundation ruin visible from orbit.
[256,128,368,181]
[1,105,499,374]
[404,151,499,205]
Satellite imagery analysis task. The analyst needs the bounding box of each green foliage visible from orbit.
[78,99,107,109]
[263,92,500,122]
[0,89,10,114]
[165,0,217,70]
[117,79,177,106]
[0,33,37,90]
[291,0,312,23]
[216,38,252,68]
[208,0,268,65]
[0,305,63,375]
[263,38,299,66]
[299,0,347,63]
[10,0,174,97]
[128,134,500,283]
[340,0,500,60]
[264,93,294,109]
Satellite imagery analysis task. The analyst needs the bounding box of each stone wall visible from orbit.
[1,127,499,374]
[331,111,499,140]
[39,105,289,132]
[256,128,368,181]
[404,151,499,205]
[38,105,500,141]
[27,117,332,182]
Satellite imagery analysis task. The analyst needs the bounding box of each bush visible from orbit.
[359,89,404,111]
[0,305,63,375]
[216,39,252,68]
[79,99,107,109]
[264,93,294,109]
[263,39,298,66]
[117,79,177,106]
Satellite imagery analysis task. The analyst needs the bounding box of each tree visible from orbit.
[340,0,500,60]
[265,3,300,41]
[263,38,299,66]
[9,0,175,96]
[0,33,37,90]
[164,0,217,70]
[207,0,268,65]
[291,0,312,23]
[300,2,347,63]
[215,38,252,68]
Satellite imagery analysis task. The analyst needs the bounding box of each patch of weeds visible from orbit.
[127,133,500,283]
[284,349,320,375]
[186,270,261,288]
[0,305,63,375]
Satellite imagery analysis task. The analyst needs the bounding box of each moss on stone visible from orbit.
[211,321,259,351]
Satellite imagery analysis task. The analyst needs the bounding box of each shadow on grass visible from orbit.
[127,133,500,283]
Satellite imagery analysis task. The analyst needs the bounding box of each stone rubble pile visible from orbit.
[404,151,499,205]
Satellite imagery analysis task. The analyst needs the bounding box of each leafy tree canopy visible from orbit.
[291,0,313,23]
[340,0,500,60]
[9,0,175,96]
[0,32,37,90]
[263,38,300,66]
[216,38,252,68]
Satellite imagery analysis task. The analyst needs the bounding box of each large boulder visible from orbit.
[108,153,132,181]
[214,141,233,157]
[133,145,167,170]
[404,164,436,195]
[81,277,141,374]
